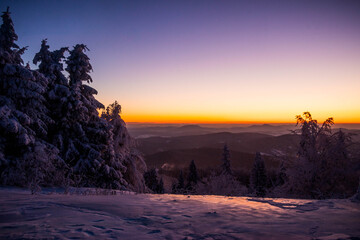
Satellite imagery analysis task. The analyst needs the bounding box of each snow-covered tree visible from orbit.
[172,170,185,194]
[66,44,103,121]
[33,39,68,87]
[144,168,162,193]
[34,43,146,191]
[178,170,185,190]
[186,160,198,191]
[319,129,351,197]
[0,7,26,65]
[284,112,332,198]
[285,112,353,198]
[296,112,334,164]
[158,177,164,194]
[276,160,287,186]
[221,144,231,175]
[250,152,267,197]
[33,39,70,153]
[144,168,158,192]
[101,101,147,192]
[0,8,62,189]
[0,8,147,192]
[62,45,125,189]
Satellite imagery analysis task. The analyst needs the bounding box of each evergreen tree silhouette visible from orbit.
[172,170,185,194]
[158,177,164,194]
[186,160,199,191]
[221,144,231,175]
[250,152,267,197]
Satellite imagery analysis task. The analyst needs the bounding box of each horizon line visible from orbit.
[125,121,360,125]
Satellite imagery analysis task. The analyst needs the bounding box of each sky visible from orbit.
[1,0,360,124]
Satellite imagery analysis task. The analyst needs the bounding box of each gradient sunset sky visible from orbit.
[1,0,360,123]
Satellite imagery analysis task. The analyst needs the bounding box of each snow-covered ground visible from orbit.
[0,188,359,240]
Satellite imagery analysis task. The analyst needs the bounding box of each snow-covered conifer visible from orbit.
[33,39,70,149]
[178,170,185,189]
[276,161,287,186]
[250,152,267,197]
[144,168,159,193]
[101,101,147,192]
[186,160,198,191]
[0,7,26,65]
[62,45,125,189]
[33,39,68,87]
[0,8,61,188]
[0,8,147,192]
[158,177,164,194]
[285,112,353,198]
[172,170,185,194]
[221,144,231,175]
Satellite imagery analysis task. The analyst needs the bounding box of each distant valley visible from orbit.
[129,124,360,172]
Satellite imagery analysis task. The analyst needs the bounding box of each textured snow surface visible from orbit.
[0,188,359,240]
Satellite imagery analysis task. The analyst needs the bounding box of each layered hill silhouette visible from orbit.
[137,132,300,156]
[135,127,360,172]
[128,124,297,138]
[136,132,301,171]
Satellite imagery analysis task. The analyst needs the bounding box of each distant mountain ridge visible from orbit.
[128,123,298,138]
[137,132,299,155]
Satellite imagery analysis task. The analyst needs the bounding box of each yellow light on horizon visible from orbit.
[119,109,360,124]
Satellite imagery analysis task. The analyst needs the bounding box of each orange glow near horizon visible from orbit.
[117,110,360,124]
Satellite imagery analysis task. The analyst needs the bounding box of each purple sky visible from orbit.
[1,0,360,123]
